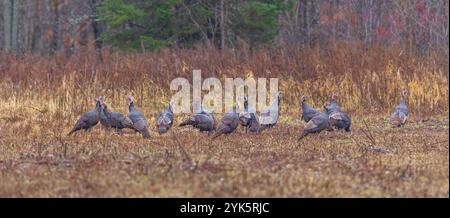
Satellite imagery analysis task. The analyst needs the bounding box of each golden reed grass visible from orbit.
[0,43,448,125]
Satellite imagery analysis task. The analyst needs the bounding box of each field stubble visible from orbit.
[0,113,448,197]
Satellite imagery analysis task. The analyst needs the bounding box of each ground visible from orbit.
[0,114,448,197]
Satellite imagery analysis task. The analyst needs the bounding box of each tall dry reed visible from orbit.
[0,43,448,124]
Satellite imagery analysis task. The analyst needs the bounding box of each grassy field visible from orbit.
[0,113,448,197]
[0,47,448,197]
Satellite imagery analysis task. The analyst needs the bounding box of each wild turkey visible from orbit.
[68,97,102,135]
[156,103,174,134]
[98,96,110,129]
[390,89,409,127]
[259,91,281,131]
[102,100,134,134]
[179,109,215,134]
[127,96,150,138]
[301,95,319,123]
[324,103,352,132]
[325,93,351,131]
[299,103,331,139]
[239,112,261,133]
[211,103,240,139]
[239,96,261,133]
[329,93,342,114]
[248,113,262,133]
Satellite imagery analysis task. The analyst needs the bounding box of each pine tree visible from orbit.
[98,0,287,50]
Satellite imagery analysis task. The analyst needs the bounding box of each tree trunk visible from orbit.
[219,0,225,50]
[3,0,12,51]
[90,0,102,50]
[0,1,4,49]
[11,0,18,50]
[50,0,60,53]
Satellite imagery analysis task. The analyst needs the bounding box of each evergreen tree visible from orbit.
[98,0,287,50]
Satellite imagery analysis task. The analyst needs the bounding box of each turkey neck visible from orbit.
[244,99,248,112]
[129,101,137,112]
[401,95,408,106]
[102,105,111,116]
[331,99,337,107]
[301,101,308,110]
[95,101,102,114]
[96,100,101,108]
[277,97,281,115]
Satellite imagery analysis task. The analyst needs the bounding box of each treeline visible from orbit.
[0,0,448,56]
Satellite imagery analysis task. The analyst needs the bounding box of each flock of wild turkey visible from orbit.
[68,89,409,139]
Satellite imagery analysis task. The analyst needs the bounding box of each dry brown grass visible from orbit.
[0,45,448,197]
[0,115,448,197]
